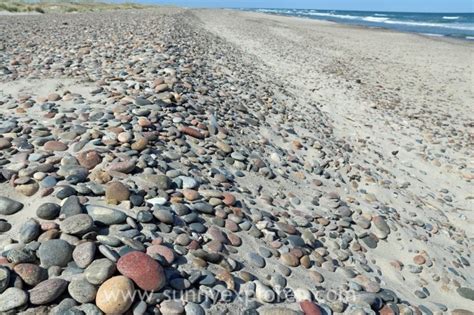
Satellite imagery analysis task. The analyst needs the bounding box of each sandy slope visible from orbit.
[194,8,474,309]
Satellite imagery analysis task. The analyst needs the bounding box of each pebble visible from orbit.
[13,263,47,286]
[457,287,474,301]
[184,302,205,315]
[255,280,275,303]
[248,252,266,268]
[105,181,130,204]
[160,300,185,315]
[86,205,127,225]
[29,278,68,305]
[19,218,40,243]
[72,241,96,268]
[0,196,23,215]
[84,258,116,285]
[68,279,97,303]
[0,10,470,315]
[117,251,166,291]
[0,266,9,293]
[38,239,73,268]
[0,287,28,312]
[300,300,323,315]
[60,213,94,235]
[37,203,61,219]
[96,276,134,314]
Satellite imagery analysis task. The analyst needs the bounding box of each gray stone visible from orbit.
[60,214,94,234]
[193,202,214,214]
[0,287,28,312]
[184,302,205,315]
[0,196,23,215]
[0,266,10,293]
[68,279,97,303]
[29,278,69,305]
[38,239,73,268]
[248,252,266,268]
[37,202,61,220]
[457,287,474,301]
[84,258,116,284]
[86,205,127,225]
[73,242,96,268]
[0,220,11,232]
[153,209,174,224]
[61,196,84,217]
[19,218,41,243]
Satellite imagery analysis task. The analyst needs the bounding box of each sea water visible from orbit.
[243,8,474,40]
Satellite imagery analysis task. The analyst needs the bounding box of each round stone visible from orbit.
[248,252,266,268]
[0,288,28,312]
[43,140,68,151]
[19,218,40,243]
[457,287,474,301]
[0,266,10,293]
[73,242,96,268]
[160,300,184,315]
[37,203,61,220]
[0,220,11,233]
[13,263,47,286]
[15,182,39,196]
[117,251,166,291]
[105,182,130,205]
[68,279,97,303]
[0,138,12,150]
[29,278,68,305]
[84,258,116,285]
[38,239,73,268]
[96,276,134,314]
[0,196,23,215]
[281,253,300,267]
[60,214,94,235]
[300,300,322,315]
[255,280,275,303]
[146,245,175,264]
[77,150,102,170]
[153,209,174,224]
[184,302,205,315]
[86,205,127,225]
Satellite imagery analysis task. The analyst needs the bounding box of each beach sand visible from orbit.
[0,8,472,314]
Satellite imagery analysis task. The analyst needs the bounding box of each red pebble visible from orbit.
[117,251,166,291]
[300,300,322,315]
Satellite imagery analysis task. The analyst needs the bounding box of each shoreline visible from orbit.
[233,8,474,42]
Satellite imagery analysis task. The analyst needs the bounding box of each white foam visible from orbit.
[421,33,444,37]
[363,17,390,22]
[252,9,474,33]
[305,12,359,20]
[384,20,474,31]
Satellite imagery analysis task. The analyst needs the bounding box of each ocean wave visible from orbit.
[305,12,359,20]
[363,17,390,22]
[421,33,444,37]
[301,11,474,31]
[251,9,474,35]
[383,20,474,31]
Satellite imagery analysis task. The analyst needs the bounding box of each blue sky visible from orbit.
[143,0,473,12]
